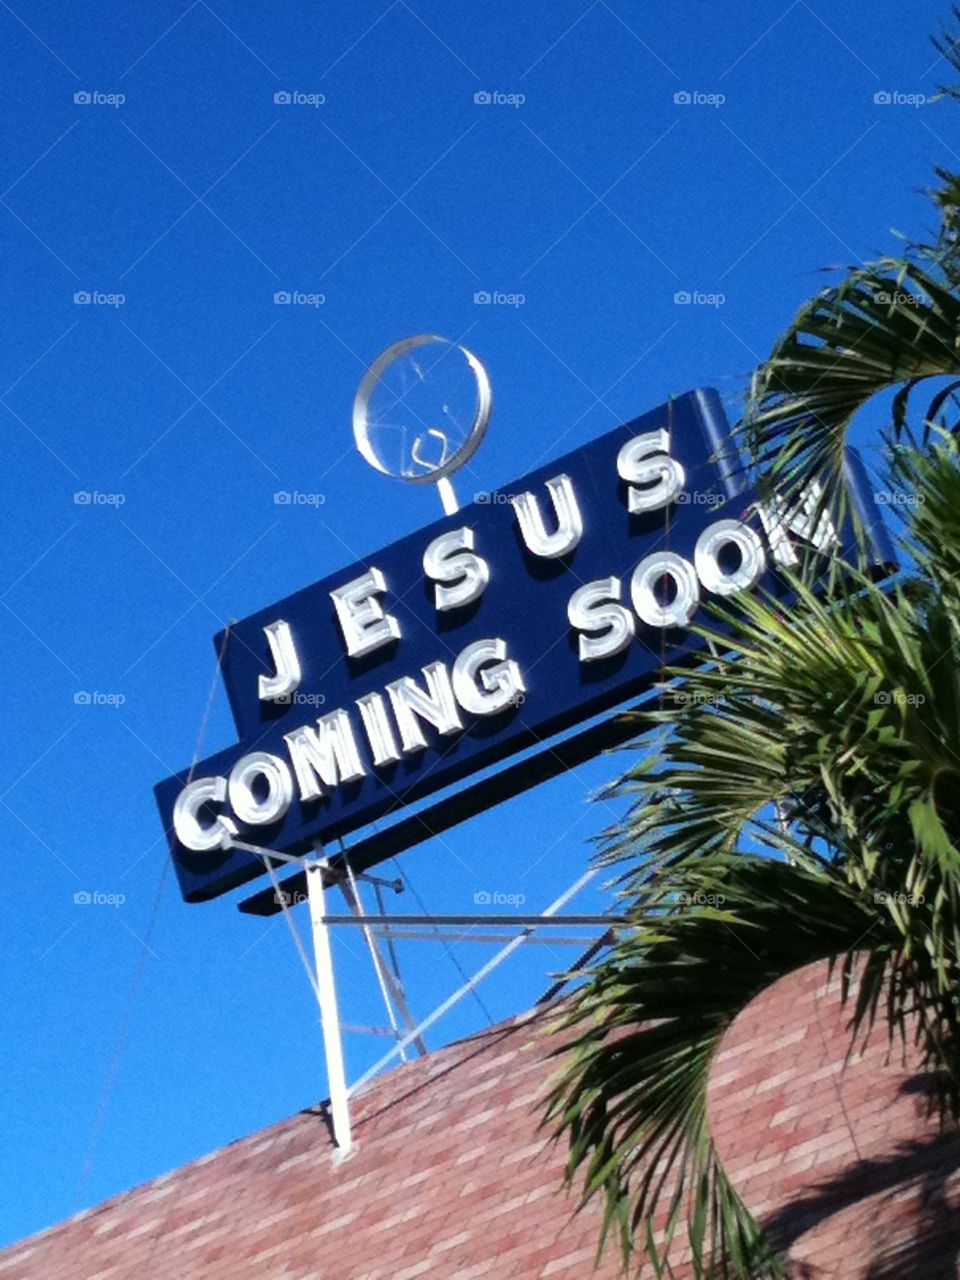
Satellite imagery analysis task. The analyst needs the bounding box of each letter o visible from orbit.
[228,751,294,826]
[695,519,766,596]
[630,551,699,628]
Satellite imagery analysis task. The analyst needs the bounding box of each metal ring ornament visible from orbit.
[352,334,492,485]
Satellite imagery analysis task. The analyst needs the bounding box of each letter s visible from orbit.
[567,577,634,661]
[617,429,685,514]
[423,527,489,611]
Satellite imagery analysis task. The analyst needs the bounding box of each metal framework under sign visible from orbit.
[242,837,611,1155]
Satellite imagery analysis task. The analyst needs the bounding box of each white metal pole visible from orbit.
[306,858,353,1157]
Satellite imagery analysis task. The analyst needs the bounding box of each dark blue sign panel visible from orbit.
[155,389,890,902]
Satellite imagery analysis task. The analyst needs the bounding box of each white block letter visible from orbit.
[512,474,583,558]
[330,567,401,658]
[423,527,489,611]
[284,710,367,801]
[567,577,634,661]
[617,429,686,514]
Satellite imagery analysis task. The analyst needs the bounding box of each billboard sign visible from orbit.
[155,382,890,903]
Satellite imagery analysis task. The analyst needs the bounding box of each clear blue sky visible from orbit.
[0,0,954,1247]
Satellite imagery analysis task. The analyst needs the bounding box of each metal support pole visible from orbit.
[437,475,459,515]
[306,858,352,1157]
[340,868,428,1059]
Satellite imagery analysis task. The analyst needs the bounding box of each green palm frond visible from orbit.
[548,437,960,1277]
[545,856,879,1279]
[738,23,960,544]
[741,247,960,539]
[551,16,960,1275]
[934,5,960,98]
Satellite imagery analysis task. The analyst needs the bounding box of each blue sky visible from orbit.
[0,0,955,1247]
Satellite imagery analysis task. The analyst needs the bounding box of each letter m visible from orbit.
[284,710,365,801]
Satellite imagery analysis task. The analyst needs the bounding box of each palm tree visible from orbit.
[545,14,960,1278]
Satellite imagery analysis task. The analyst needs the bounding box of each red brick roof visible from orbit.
[1,961,958,1279]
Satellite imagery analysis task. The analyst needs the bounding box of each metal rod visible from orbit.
[341,869,405,1060]
[340,864,428,1058]
[306,859,352,1156]
[364,929,606,945]
[362,873,404,893]
[230,838,316,869]
[316,914,620,928]
[374,880,404,988]
[346,867,599,1099]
